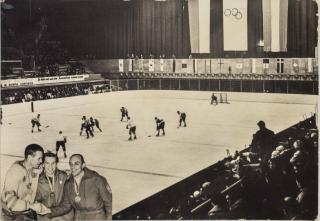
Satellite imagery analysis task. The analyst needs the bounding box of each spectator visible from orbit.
[250,121,275,160]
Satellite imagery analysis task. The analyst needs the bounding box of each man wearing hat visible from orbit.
[250,120,275,160]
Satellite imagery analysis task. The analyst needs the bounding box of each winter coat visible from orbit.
[48,167,112,220]
[35,170,74,221]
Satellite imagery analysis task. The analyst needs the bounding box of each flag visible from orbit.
[182,59,188,71]
[252,58,256,73]
[160,59,164,72]
[292,59,299,74]
[149,59,154,72]
[119,59,124,72]
[188,0,210,53]
[140,59,144,72]
[263,0,288,52]
[223,0,248,51]
[307,58,313,73]
[129,59,133,72]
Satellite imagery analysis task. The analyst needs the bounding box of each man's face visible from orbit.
[44,156,57,176]
[69,156,84,177]
[29,151,43,169]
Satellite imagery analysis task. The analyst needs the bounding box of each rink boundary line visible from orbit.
[3,96,316,117]
[0,153,183,179]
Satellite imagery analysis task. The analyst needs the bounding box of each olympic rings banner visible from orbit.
[223,0,248,51]
[1,74,89,88]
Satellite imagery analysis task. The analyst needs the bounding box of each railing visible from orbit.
[118,72,318,81]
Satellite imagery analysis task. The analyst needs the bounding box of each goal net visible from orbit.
[218,93,229,104]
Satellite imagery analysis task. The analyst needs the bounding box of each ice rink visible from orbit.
[0,90,317,213]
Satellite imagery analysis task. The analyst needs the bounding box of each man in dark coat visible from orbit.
[38,154,112,220]
[250,121,275,160]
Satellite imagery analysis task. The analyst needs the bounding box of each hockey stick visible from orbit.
[148,131,158,137]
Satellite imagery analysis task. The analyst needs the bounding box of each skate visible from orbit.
[64,153,67,158]
[134,135,137,139]
[128,137,132,141]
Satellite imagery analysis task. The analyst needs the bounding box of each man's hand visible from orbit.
[29,203,51,215]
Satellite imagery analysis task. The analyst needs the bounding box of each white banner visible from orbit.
[119,59,124,72]
[1,74,89,88]
[149,59,154,72]
[223,0,248,51]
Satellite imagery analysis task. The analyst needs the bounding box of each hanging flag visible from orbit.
[140,59,144,72]
[182,60,188,72]
[307,58,313,73]
[149,59,154,72]
[252,58,256,74]
[223,0,248,51]
[160,59,164,72]
[119,59,124,72]
[263,59,269,68]
[292,59,299,74]
[263,0,288,52]
[188,0,210,53]
[129,59,133,72]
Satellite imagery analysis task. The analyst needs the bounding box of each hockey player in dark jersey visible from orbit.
[89,117,95,132]
[155,117,165,136]
[84,118,94,139]
[31,114,42,133]
[120,107,129,121]
[177,111,187,127]
[211,92,218,105]
[80,116,86,136]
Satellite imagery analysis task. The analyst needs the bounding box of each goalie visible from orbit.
[31,114,42,133]
[211,92,218,105]
[126,116,137,140]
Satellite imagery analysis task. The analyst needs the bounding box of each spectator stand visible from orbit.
[113,115,318,220]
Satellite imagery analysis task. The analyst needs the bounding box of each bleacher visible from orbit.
[113,115,318,220]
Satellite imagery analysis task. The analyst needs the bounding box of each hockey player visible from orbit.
[126,116,137,140]
[120,107,129,121]
[155,117,165,136]
[177,111,187,127]
[94,118,102,132]
[1,144,44,220]
[80,116,86,136]
[56,131,67,158]
[31,114,42,133]
[84,118,94,139]
[89,117,95,132]
[211,92,218,105]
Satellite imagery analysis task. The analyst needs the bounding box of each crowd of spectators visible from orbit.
[115,117,318,220]
[1,83,110,104]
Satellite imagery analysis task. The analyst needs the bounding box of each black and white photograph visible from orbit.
[0,0,318,220]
